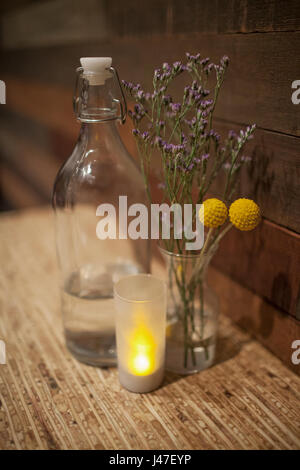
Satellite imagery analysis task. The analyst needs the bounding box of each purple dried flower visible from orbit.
[221,55,229,67]
[200,99,213,109]
[204,63,214,74]
[162,94,172,105]
[142,131,150,141]
[122,80,134,90]
[172,61,185,75]
[162,71,171,80]
[170,102,181,114]
[196,108,203,119]
[174,143,186,154]
[134,104,142,113]
[228,130,237,139]
[209,130,220,142]
[154,136,163,147]
[137,90,145,100]
[188,54,198,62]
[132,84,142,95]
[163,142,174,153]
[245,124,256,138]
[184,86,190,98]
[122,52,241,208]
[154,69,161,81]
[200,58,210,66]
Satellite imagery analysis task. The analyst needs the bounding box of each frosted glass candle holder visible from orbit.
[114,274,167,393]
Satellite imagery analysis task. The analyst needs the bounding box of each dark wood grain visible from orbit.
[2,30,300,136]
[212,219,300,319]
[112,33,300,137]
[106,0,300,35]
[208,266,300,376]
[2,0,299,49]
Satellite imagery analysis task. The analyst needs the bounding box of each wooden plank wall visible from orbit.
[0,0,299,372]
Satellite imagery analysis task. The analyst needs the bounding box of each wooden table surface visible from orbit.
[0,207,299,450]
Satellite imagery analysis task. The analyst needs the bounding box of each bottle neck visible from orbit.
[75,67,121,124]
[74,65,126,124]
[80,119,119,149]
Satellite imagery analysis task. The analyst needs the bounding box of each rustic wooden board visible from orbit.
[2,30,300,135]
[2,0,300,50]
[1,0,108,50]
[106,0,300,35]
[113,33,300,137]
[0,207,299,450]
[176,0,300,33]
[208,267,300,375]
[212,219,300,319]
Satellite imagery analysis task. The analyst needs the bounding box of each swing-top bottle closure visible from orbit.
[73,57,127,124]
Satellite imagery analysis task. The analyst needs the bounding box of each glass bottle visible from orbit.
[52,58,150,367]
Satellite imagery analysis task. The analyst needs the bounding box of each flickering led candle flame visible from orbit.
[129,324,156,375]
[114,274,166,393]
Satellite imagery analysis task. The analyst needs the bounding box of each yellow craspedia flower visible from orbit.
[229,198,261,231]
[199,198,228,228]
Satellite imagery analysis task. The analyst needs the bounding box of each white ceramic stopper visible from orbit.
[80,57,112,85]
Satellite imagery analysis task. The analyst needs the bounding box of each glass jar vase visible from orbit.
[160,246,219,375]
